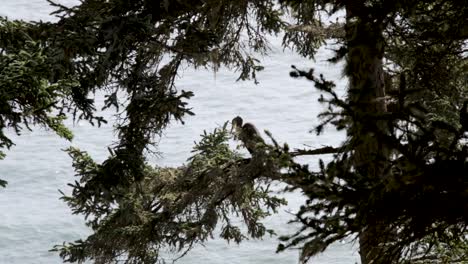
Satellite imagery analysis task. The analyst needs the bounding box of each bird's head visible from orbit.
[231,116,243,133]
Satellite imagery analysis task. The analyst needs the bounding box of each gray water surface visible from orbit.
[0,1,359,263]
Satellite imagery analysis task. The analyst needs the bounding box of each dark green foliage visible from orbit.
[0,20,74,142]
[0,18,77,186]
[53,125,286,263]
[2,0,290,261]
[279,1,468,263]
[1,0,468,263]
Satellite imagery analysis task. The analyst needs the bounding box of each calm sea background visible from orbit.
[0,1,360,263]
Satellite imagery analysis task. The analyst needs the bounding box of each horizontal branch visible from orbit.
[286,22,345,39]
[290,146,340,157]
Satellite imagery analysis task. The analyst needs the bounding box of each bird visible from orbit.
[231,116,264,155]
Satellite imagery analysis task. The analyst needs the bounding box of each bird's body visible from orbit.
[231,116,264,155]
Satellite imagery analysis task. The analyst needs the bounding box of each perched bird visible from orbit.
[231,116,264,155]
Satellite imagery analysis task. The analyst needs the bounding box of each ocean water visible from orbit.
[0,1,360,263]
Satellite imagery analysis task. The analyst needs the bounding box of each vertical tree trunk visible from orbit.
[344,2,390,263]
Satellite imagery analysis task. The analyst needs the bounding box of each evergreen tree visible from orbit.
[0,0,467,263]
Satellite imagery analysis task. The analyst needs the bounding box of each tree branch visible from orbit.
[286,22,345,39]
[290,146,340,157]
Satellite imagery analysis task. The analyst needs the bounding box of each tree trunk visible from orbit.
[344,2,391,264]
